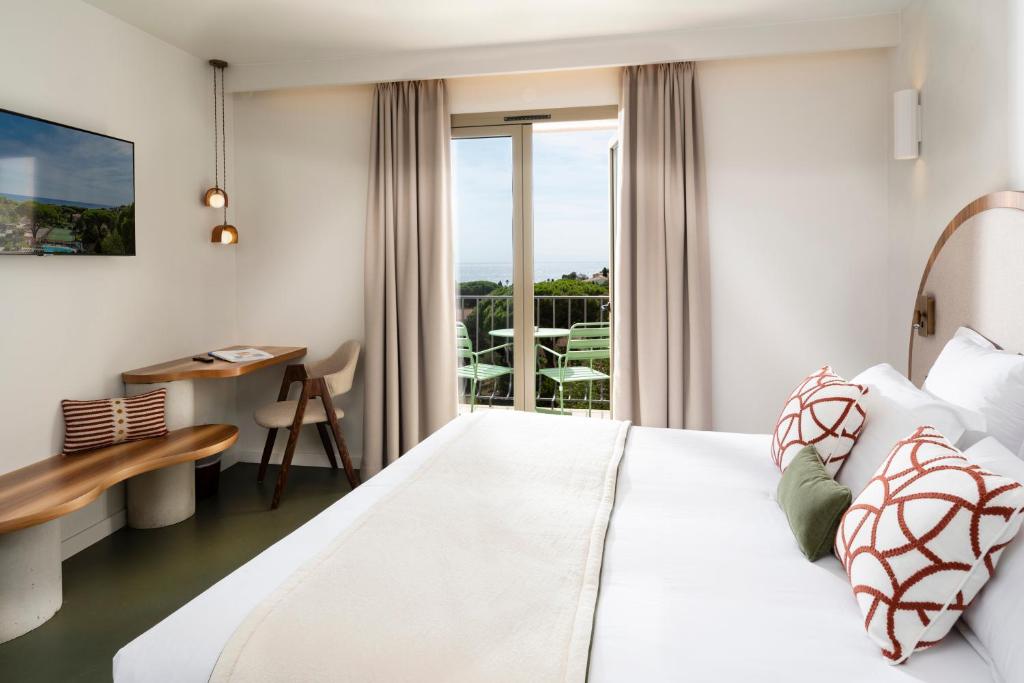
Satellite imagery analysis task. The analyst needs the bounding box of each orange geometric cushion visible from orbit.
[61,389,168,454]
[771,366,868,476]
[835,426,1024,663]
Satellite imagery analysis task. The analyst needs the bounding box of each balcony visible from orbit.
[456,294,611,418]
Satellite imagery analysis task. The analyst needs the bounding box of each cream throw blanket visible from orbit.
[211,411,630,683]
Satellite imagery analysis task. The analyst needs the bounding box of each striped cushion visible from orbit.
[61,389,168,454]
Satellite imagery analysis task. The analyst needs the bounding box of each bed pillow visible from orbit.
[961,437,1024,683]
[923,326,1024,457]
[61,389,168,454]
[836,364,985,498]
[771,366,868,476]
[835,426,1024,664]
[776,445,852,561]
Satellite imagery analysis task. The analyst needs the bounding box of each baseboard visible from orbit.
[61,508,127,560]
[231,449,363,470]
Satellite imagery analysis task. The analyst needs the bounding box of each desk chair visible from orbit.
[255,341,361,508]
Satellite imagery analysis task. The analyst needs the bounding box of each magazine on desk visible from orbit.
[210,348,274,363]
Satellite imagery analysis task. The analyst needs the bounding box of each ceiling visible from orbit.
[83,0,911,66]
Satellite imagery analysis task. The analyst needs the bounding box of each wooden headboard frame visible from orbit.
[908,190,1024,382]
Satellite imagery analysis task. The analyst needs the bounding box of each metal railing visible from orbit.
[456,294,611,412]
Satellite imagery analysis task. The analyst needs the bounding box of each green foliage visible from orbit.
[0,197,134,254]
[458,280,500,296]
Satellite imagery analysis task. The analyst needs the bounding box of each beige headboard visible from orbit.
[909,191,1024,385]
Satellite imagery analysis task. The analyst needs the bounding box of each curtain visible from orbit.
[612,62,711,429]
[363,80,457,478]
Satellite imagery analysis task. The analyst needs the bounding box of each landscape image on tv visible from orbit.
[0,109,134,255]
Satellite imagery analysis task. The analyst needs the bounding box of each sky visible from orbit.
[452,126,614,267]
[0,111,134,207]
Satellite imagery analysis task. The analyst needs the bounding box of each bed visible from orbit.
[113,419,993,682]
[115,192,1024,682]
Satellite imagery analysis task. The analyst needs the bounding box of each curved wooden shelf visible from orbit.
[122,346,306,384]
[0,424,238,534]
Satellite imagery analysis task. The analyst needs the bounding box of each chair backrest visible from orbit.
[456,322,474,359]
[305,340,361,396]
[565,322,610,363]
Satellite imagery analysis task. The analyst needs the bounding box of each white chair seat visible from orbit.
[254,399,345,429]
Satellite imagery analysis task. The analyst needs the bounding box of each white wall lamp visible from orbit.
[893,89,922,160]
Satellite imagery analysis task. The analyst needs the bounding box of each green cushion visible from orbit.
[777,445,853,561]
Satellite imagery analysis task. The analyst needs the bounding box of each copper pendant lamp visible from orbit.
[206,59,237,244]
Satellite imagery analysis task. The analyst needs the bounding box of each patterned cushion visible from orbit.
[61,389,168,454]
[835,426,1024,664]
[771,366,868,476]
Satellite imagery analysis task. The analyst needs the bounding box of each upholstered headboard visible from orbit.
[909,191,1024,385]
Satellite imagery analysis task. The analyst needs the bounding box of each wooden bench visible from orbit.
[0,424,238,644]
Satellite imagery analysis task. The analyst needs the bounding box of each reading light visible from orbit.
[894,89,922,160]
[211,225,238,245]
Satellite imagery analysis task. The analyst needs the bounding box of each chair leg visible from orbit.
[587,380,593,417]
[315,422,339,469]
[558,383,565,415]
[272,424,301,509]
[272,382,310,509]
[257,428,277,484]
[470,379,477,412]
[319,379,360,489]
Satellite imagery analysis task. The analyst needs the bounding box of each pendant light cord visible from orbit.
[213,66,220,193]
[220,66,228,225]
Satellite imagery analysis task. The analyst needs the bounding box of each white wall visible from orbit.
[886,0,1018,367]
[232,59,891,440]
[231,86,372,468]
[701,50,890,433]
[0,0,235,556]
[228,69,619,468]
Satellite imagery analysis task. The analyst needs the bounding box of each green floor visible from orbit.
[0,463,353,683]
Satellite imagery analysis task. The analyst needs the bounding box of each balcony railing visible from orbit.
[456,294,610,412]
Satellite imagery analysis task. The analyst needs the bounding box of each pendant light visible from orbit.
[206,59,238,244]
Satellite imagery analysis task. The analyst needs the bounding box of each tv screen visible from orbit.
[0,109,134,255]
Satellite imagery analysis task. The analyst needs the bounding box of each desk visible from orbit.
[120,345,305,527]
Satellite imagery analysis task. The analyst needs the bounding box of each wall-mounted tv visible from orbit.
[0,108,134,255]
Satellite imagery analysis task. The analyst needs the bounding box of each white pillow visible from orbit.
[962,437,1024,683]
[924,326,1024,457]
[837,363,985,497]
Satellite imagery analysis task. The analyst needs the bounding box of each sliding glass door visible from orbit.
[452,108,617,416]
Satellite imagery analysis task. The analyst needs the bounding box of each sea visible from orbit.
[458,260,608,284]
[0,192,118,210]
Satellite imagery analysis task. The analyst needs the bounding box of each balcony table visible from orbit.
[488,327,570,339]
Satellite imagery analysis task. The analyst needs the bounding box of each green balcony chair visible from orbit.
[456,322,513,412]
[536,321,610,416]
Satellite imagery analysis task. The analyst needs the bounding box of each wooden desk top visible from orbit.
[0,425,238,534]
[122,345,306,384]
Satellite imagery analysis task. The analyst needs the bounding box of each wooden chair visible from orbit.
[255,341,361,508]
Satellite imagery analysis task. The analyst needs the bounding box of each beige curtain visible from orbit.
[612,62,710,429]
[363,80,457,478]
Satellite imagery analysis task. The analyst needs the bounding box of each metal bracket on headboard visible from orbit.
[912,294,935,337]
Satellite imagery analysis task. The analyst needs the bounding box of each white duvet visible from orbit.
[114,419,993,683]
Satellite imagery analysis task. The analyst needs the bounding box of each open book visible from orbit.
[210,348,274,363]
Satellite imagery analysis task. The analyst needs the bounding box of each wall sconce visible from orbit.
[894,89,922,160]
[912,294,935,336]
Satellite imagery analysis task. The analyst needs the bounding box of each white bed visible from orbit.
[113,416,993,682]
